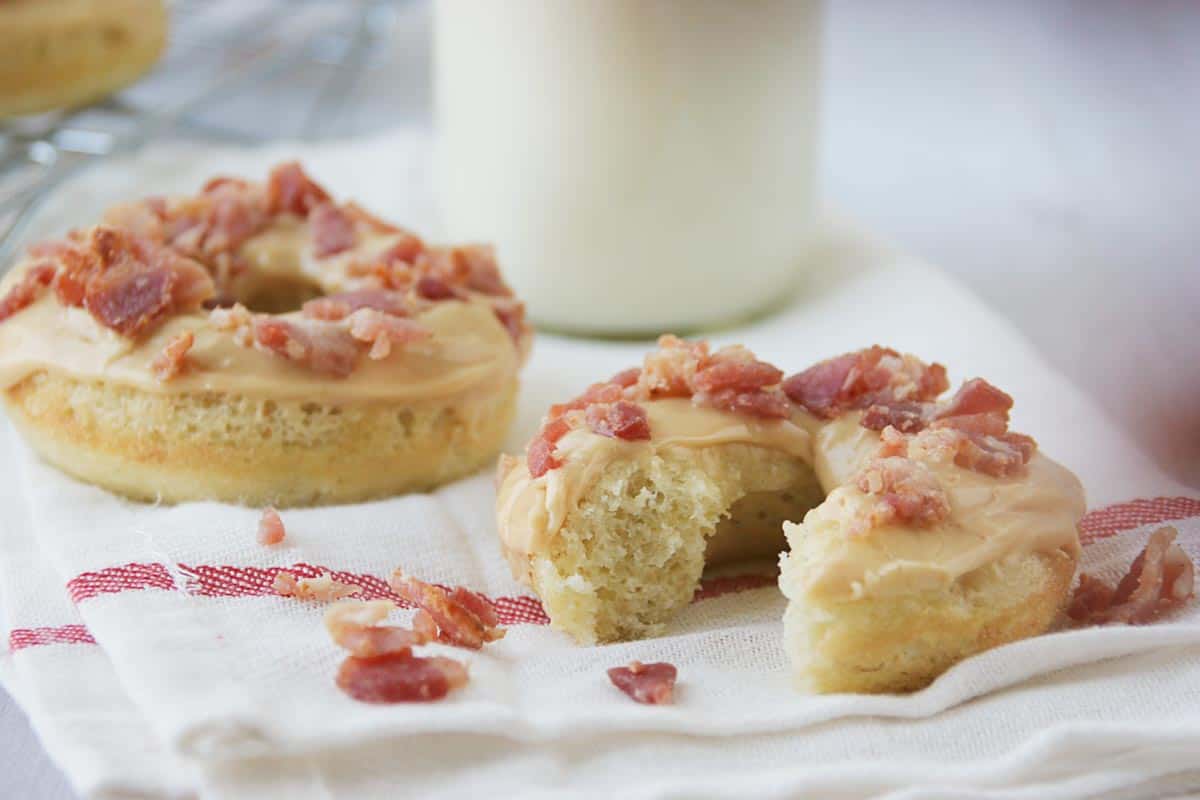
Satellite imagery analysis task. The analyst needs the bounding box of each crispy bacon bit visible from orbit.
[953,431,1037,477]
[310,203,358,258]
[447,586,501,630]
[529,336,790,478]
[31,226,215,337]
[491,298,528,344]
[209,302,254,345]
[412,609,440,642]
[273,571,361,602]
[163,254,216,312]
[607,661,677,705]
[783,346,949,419]
[780,352,857,418]
[388,570,506,650]
[853,456,950,534]
[336,652,468,704]
[931,411,1009,437]
[527,437,563,479]
[585,401,652,441]
[877,425,910,457]
[254,317,308,360]
[0,262,56,323]
[324,600,430,658]
[903,425,1035,478]
[103,200,167,241]
[150,330,195,382]
[551,382,623,418]
[266,161,331,217]
[200,185,270,257]
[928,377,1014,437]
[378,235,426,267]
[638,335,709,398]
[609,367,641,388]
[634,336,791,420]
[84,264,176,338]
[54,268,88,307]
[302,288,412,322]
[252,317,361,377]
[701,387,792,419]
[936,377,1013,419]
[420,244,511,296]
[346,308,431,360]
[527,398,589,478]
[257,507,286,546]
[146,183,270,268]
[860,401,930,433]
[1068,526,1195,625]
[693,348,783,393]
[415,275,465,301]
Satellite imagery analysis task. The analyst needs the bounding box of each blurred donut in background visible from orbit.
[0,0,167,118]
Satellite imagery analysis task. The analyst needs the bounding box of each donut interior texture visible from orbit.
[0,163,530,507]
[496,340,1085,694]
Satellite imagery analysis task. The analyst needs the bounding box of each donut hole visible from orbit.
[531,443,822,644]
[228,270,325,314]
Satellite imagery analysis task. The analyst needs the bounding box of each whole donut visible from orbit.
[495,337,1085,694]
[0,163,531,507]
[0,0,167,118]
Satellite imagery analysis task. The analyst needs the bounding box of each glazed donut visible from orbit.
[0,162,531,507]
[0,0,167,118]
[495,337,1085,694]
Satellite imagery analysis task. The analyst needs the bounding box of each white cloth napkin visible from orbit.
[2,133,1199,800]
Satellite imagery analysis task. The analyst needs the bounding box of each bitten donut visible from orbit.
[0,163,530,507]
[496,338,1085,694]
[0,0,167,118]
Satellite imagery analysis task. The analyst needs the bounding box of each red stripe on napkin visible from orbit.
[1078,496,1200,545]
[11,496,1198,653]
[8,624,96,652]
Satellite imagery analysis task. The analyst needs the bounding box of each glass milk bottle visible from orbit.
[435,0,821,335]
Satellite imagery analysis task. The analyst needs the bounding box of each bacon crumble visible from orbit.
[336,653,469,704]
[607,661,677,705]
[528,339,792,478]
[345,308,431,360]
[585,401,652,441]
[324,600,429,658]
[0,262,56,322]
[326,571,509,705]
[1067,526,1195,625]
[782,346,949,420]
[852,455,951,535]
[251,317,362,378]
[256,507,286,546]
[310,203,358,258]
[266,161,331,217]
[273,571,361,602]
[150,330,195,382]
[388,570,506,650]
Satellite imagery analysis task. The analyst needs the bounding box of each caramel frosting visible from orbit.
[786,415,1085,601]
[495,404,1086,600]
[0,219,525,404]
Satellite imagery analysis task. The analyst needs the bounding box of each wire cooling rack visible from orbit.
[0,0,420,268]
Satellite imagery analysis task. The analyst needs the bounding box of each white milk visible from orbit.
[435,0,821,335]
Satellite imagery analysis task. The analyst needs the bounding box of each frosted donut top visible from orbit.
[0,162,529,402]
[495,338,1086,598]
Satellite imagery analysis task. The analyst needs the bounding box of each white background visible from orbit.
[2,1,1197,796]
